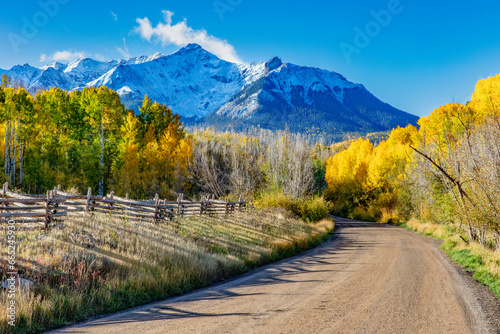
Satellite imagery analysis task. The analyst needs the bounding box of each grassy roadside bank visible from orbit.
[0,209,334,334]
[397,219,500,298]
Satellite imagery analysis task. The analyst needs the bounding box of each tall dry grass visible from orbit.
[406,218,450,239]
[0,209,333,333]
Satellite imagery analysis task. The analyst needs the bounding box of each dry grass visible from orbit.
[402,218,500,296]
[406,218,450,239]
[0,208,334,333]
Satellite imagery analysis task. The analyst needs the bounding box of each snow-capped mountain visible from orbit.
[3,52,166,93]
[2,44,418,135]
[215,58,361,119]
[206,56,418,134]
[85,44,265,118]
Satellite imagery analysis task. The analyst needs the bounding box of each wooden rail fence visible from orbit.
[0,183,246,229]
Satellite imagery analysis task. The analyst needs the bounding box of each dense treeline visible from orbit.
[0,77,191,199]
[325,74,500,249]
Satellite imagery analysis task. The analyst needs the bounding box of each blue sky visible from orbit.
[1,0,499,117]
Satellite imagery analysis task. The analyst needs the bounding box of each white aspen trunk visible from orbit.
[9,121,14,183]
[4,121,8,175]
[12,120,18,185]
[99,110,104,197]
[19,142,24,187]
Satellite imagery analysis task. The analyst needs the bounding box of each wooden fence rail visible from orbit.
[0,183,246,229]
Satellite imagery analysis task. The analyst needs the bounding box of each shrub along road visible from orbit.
[52,218,500,333]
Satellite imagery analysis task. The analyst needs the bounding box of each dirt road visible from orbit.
[53,218,500,334]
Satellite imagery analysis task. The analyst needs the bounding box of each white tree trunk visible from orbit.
[8,122,14,183]
[19,142,24,187]
[4,121,8,175]
[12,120,18,185]
[99,111,104,196]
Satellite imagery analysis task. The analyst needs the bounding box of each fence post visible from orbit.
[85,187,92,215]
[177,194,182,216]
[108,191,115,214]
[2,183,9,213]
[1,184,4,213]
[162,198,167,222]
[200,197,203,216]
[44,190,50,230]
[225,197,229,215]
[153,193,159,224]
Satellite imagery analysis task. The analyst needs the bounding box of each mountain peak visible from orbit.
[185,43,203,50]
[41,62,67,71]
[151,51,165,58]
[265,57,282,73]
[174,43,211,58]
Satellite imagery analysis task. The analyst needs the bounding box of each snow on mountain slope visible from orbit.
[269,63,361,104]
[238,61,266,86]
[216,59,363,119]
[62,58,119,89]
[31,67,71,90]
[8,64,42,89]
[207,57,418,135]
[120,52,166,65]
[3,44,267,118]
[3,51,166,94]
[40,62,67,71]
[86,44,265,117]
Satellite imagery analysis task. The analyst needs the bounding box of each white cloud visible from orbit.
[134,10,244,64]
[39,50,88,63]
[111,11,118,21]
[116,37,131,59]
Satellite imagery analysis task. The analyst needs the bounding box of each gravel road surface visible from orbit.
[52,218,500,334]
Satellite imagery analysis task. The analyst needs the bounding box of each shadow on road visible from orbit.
[56,218,390,332]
